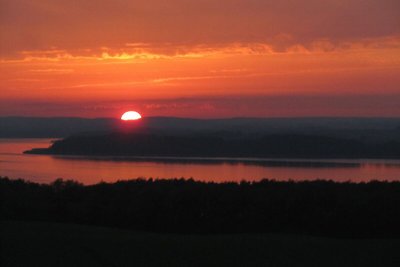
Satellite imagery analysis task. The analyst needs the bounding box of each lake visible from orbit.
[1,138,400,184]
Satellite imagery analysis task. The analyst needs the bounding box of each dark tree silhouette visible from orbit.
[25,132,400,158]
[1,177,400,237]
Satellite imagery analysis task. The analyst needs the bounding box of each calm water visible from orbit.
[1,139,400,184]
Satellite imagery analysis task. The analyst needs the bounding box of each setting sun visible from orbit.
[121,111,142,121]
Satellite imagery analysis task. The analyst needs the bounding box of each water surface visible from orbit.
[1,139,399,184]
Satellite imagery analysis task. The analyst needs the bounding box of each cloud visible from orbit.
[0,1,399,118]
[27,68,74,74]
[1,36,399,62]
[2,94,400,118]
[1,0,399,58]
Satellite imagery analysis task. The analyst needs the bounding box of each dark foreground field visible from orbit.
[2,221,400,267]
[2,177,400,237]
[2,177,400,266]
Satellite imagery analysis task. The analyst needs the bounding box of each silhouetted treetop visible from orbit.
[25,132,400,158]
[2,177,400,237]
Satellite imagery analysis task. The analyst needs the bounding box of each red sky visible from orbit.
[1,0,399,118]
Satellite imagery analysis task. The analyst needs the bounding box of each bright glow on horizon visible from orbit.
[121,111,142,121]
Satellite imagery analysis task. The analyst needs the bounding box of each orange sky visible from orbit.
[1,0,399,118]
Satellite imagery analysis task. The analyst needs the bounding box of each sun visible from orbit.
[121,111,142,121]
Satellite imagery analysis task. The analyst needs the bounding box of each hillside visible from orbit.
[25,132,400,159]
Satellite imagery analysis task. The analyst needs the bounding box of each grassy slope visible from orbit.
[1,221,400,267]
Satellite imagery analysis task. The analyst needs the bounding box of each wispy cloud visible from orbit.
[1,0,399,58]
[1,36,399,64]
[27,69,74,74]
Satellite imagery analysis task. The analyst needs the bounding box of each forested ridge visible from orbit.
[25,132,400,158]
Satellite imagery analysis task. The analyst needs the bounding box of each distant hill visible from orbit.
[2,116,400,141]
[0,117,118,138]
[25,132,400,159]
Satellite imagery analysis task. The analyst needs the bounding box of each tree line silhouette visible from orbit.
[1,177,400,237]
[25,133,400,158]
